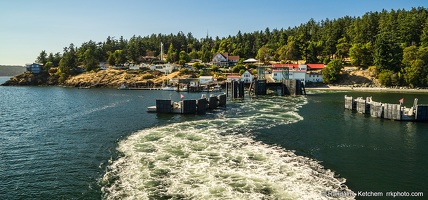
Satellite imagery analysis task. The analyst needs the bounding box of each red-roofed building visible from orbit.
[226,75,241,82]
[212,52,240,67]
[270,63,324,83]
[307,64,324,70]
[272,63,298,69]
[226,70,254,83]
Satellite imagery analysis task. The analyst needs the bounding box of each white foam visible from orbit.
[101,96,355,199]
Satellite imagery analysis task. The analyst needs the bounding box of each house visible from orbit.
[150,63,176,73]
[99,62,110,70]
[241,70,254,83]
[225,71,254,83]
[26,63,42,74]
[199,76,214,85]
[212,52,240,67]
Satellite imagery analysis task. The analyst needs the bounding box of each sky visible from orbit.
[1,0,427,65]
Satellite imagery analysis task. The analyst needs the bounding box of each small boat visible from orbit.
[162,85,176,91]
[117,83,128,90]
[211,84,222,92]
[179,85,188,92]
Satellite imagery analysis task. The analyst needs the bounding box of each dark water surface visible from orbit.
[267,90,428,196]
[1,80,427,199]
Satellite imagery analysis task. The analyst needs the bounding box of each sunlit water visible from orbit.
[101,96,353,199]
[1,78,427,199]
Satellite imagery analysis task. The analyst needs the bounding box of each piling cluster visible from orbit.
[344,95,428,121]
[148,94,226,114]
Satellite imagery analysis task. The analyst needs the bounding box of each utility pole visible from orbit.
[160,42,164,61]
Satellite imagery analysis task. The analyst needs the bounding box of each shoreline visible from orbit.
[306,85,428,93]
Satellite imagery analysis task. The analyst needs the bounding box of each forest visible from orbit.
[35,7,428,87]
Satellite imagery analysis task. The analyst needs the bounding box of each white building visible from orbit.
[212,53,240,67]
[271,63,324,83]
[150,63,176,73]
[241,70,254,83]
[306,72,323,83]
[226,71,254,83]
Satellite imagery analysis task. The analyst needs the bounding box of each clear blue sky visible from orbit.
[1,0,427,65]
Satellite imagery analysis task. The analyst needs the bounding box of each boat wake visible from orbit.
[101,96,354,199]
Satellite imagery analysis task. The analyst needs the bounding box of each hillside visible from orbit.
[337,67,380,87]
[64,69,181,88]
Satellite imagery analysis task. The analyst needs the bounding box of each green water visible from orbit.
[1,81,426,199]
[257,90,428,198]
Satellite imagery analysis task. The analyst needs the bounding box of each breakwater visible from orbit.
[344,95,428,121]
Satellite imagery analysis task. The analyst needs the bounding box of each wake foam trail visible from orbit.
[101,96,355,199]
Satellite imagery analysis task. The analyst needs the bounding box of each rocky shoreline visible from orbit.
[1,72,59,86]
[1,69,176,88]
[4,69,428,94]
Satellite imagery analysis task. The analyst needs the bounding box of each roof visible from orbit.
[273,70,306,73]
[212,52,239,61]
[213,53,227,59]
[228,55,240,61]
[307,64,324,69]
[199,76,213,79]
[243,58,258,63]
[227,75,241,78]
[272,63,298,69]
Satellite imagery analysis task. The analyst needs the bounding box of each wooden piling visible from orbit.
[344,95,355,110]
[196,98,208,114]
[218,94,226,107]
[254,80,267,95]
[182,100,197,114]
[156,99,172,113]
[370,102,384,118]
[383,103,402,120]
[209,96,219,109]
[355,97,370,114]
[415,105,428,121]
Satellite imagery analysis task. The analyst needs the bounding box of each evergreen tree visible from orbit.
[322,59,343,83]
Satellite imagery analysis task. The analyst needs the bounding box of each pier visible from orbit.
[225,75,306,99]
[147,94,226,114]
[344,95,428,121]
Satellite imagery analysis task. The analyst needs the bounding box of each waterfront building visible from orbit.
[241,70,254,83]
[271,63,324,83]
[25,63,41,74]
[212,52,239,67]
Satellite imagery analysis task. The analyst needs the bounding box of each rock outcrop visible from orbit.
[64,69,179,88]
[1,73,58,86]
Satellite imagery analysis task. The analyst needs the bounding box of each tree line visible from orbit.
[36,7,428,86]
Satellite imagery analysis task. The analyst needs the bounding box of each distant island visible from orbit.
[0,65,26,76]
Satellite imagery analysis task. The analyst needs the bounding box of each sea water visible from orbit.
[100,96,353,199]
[1,81,427,199]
